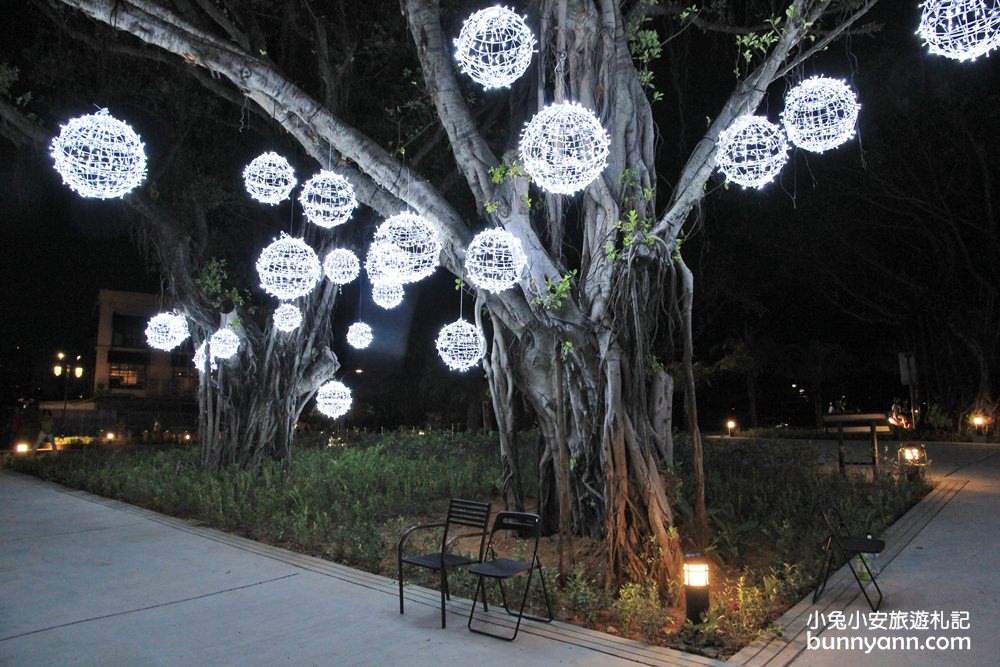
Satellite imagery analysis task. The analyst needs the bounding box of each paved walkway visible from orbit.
[1,441,997,666]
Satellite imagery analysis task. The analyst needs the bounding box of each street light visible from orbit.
[52,352,84,432]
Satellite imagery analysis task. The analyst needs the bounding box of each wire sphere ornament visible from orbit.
[365,240,410,286]
[273,303,302,333]
[243,151,297,204]
[323,248,361,285]
[715,115,789,189]
[453,6,536,89]
[315,380,352,419]
[465,229,526,293]
[145,312,189,351]
[436,319,486,372]
[518,102,611,195]
[299,170,357,228]
[918,0,1000,61]
[210,328,240,360]
[256,234,322,300]
[371,282,405,309]
[373,213,441,283]
[782,77,860,153]
[346,322,373,349]
[192,342,218,373]
[50,109,147,199]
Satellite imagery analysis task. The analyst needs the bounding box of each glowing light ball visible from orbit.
[716,116,789,189]
[273,303,302,332]
[365,241,410,286]
[918,0,1000,61]
[299,170,357,228]
[373,213,441,283]
[346,322,373,349]
[435,319,485,372]
[210,328,240,360]
[145,312,189,351]
[465,229,526,292]
[453,6,536,89]
[323,248,360,285]
[50,108,146,199]
[243,151,297,204]
[192,342,218,373]
[782,77,860,153]
[256,235,322,300]
[371,282,405,309]
[518,102,611,194]
[315,380,352,419]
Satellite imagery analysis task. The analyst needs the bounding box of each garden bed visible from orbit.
[1,431,928,658]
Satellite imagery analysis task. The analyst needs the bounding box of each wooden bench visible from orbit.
[822,412,891,473]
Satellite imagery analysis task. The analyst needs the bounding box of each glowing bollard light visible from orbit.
[683,553,711,624]
[15,442,30,454]
[898,443,929,480]
[726,419,737,437]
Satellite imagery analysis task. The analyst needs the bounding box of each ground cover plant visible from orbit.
[2,433,927,657]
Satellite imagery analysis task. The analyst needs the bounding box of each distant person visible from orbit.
[34,410,56,452]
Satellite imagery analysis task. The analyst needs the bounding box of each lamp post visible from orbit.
[683,553,711,624]
[53,352,84,432]
[726,419,737,437]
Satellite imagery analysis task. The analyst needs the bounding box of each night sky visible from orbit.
[1,2,998,424]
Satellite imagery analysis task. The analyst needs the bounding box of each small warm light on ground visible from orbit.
[726,419,736,436]
[898,443,929,467]
[15,442,30,454]
[184,433,192,441]
[973,415,984,426]
[683,553,711,624]
[104,432,116,442]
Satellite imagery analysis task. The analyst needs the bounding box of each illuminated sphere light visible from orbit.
[365,240,410,286]
[145,312,189,351]
[299,170,357,228]
[715,115,789,189]
[323,248,361,285]
[518,102,611,195]
[256,235,322,300]
[453,6,536,89]
[465,228,526,293]
[273,303,302,332]
[315,380,352,419]
[346,322,373,349]
[435,319,485,372]
[371,282,405,309]
[50,108,146,199]
[782,77,860,153]
[210,328,240,360]
[192,342,218,373]
[373,213,441,283]
[918,0,1000,61]
[243,151,297,204]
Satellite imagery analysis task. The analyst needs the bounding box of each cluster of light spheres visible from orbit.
[346,322,373,349]
[715,116,789,189]
[365,241,411,286]
[453,5,536,89]
[519,102,611,194]
[435,319,486,372]
[192,342,218,373]
[315,380,352,419]
[144,312,189,351]
[782,77,860,153]
[299,170,357,228]
[243,152,297,204]
[323,248,360,285]
[373,213,441,283]
[256,235,321,300]
[273,303,302,332]
[918,0,1000,61]
[50,109,147,199]
[210,328,241,360]
[465,229,527,293]
[372,282,405,309]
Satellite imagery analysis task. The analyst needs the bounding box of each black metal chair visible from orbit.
[397,498,491,628]
[467,511,553,641]
[813,506,885,611]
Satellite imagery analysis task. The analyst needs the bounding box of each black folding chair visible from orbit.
[813,506,885,611]
[467,511,553,641]
[397,498,491,628]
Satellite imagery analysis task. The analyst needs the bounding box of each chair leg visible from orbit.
[440,567,448,629]
[813,537,834,604]
[398,561,405,615]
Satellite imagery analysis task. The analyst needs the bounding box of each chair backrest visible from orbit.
[485,511,542,563]
[441,498,491,559]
